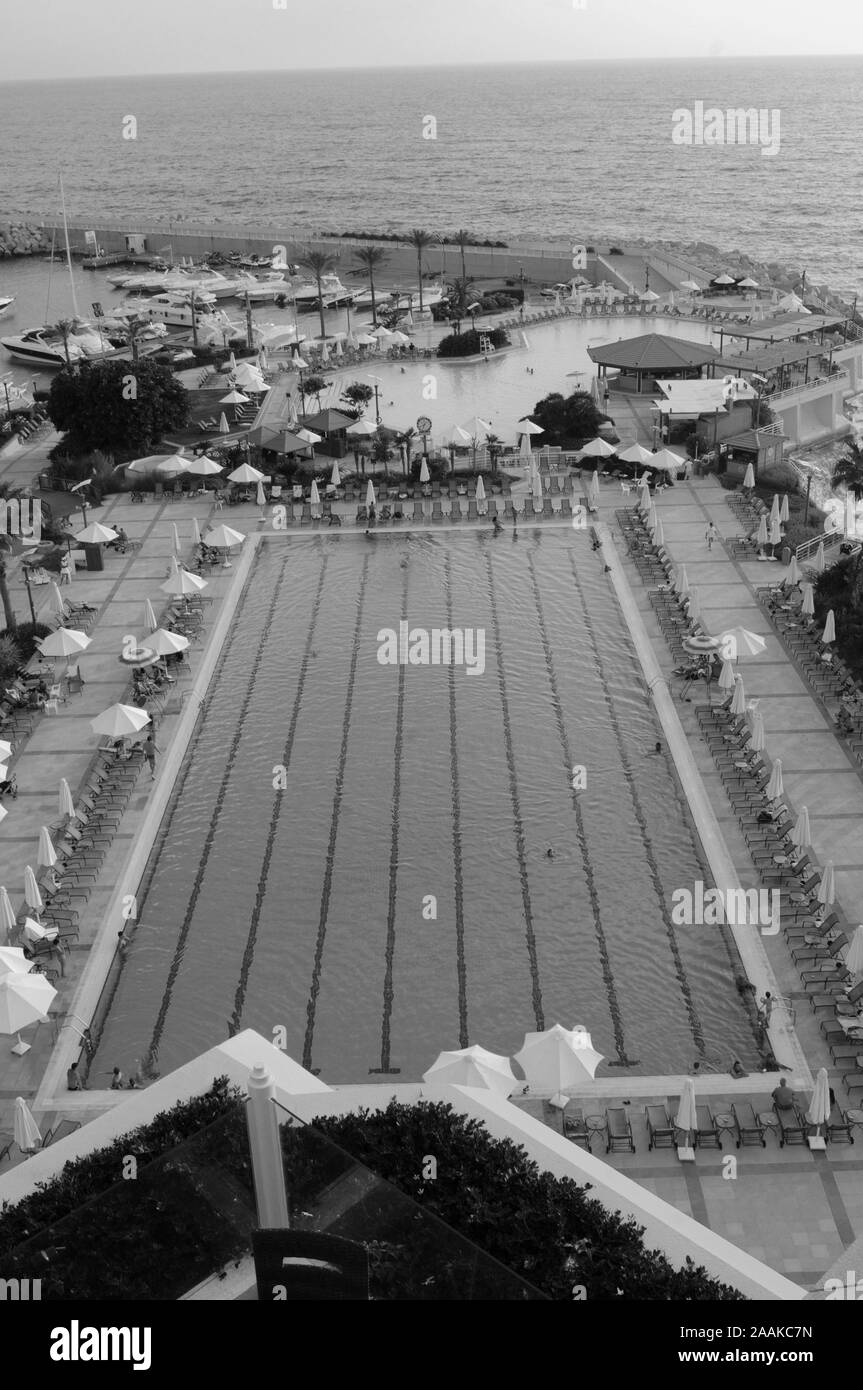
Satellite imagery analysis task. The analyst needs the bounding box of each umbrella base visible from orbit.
[548,1092,569,1109]
[676,1144,696,1162]
[12,1037,30,1055]
[807,1135,827,1151]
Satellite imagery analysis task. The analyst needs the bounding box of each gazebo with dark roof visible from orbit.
[587,333,720,393]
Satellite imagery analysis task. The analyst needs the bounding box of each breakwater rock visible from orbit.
[0,222,50,257]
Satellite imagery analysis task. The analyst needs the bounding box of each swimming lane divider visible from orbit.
[374,565,409,1075]
[525,550,632,1066]
[228,556,332,1038]
[444,552,469,1049]
[301,556,371,1072]
[567,553,706,1059]
[484,552,545,1030]
[145,556,295,1071]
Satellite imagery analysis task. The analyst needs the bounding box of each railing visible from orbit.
[794,530,860,564]
[766,369,848,405]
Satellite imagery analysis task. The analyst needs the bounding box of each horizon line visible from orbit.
[2,52,863,84]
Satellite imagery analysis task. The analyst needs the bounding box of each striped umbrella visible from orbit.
[23,866,42,916]
[816,861,835,907]
[37,827,57,869]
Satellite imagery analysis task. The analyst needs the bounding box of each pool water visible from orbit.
[93,529,759,1083]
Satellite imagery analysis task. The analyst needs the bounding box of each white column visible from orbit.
[246,1064,289,1228]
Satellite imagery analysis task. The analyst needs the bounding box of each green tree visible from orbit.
[298,247,338,343]
[832,441,863,493]
[351,245,388,329]
[341,381,374,416]
[396,427,416,475]
[404,229,434,312]
[300,374,326,412]
[453,228,471,283]
[532,389,604,448]
[485,432,503,477]
[47,359,189,454]
[54,318,75,369]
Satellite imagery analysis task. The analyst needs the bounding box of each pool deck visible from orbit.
[0,424,862,1294]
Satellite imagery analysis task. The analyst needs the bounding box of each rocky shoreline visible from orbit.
[0,221,50,257]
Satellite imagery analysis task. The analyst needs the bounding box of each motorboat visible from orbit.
[292,273,353,310]
[1,324,107,368]
[0,296,15,318]
[123,289,222,328]
[233,271,291,302]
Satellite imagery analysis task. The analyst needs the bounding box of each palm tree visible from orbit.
[352,246,388,329]
[832,442,863,494]
[397,427,416,476]
[485,432,503,477]
[404,229,434,312]
[55,318,74,368]
[453,229,471,284]
[0,534,17,631]
[125,314,147,365]
[299,248,338,344]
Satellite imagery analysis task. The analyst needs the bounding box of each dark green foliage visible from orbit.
[47,358,189,454]
[0,634,22,679]
[437,327,509,359]
[532,389,605,448]
[815,555,863,682]
[341,382,374,414]
[2,621,50,662]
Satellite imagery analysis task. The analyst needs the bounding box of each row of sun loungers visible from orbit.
[562,1097,860,1152]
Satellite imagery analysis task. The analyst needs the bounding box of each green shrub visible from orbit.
[437,327,509,359]
[3,621,50,662]
[0,634,22,679]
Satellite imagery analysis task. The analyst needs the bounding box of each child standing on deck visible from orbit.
[705,521,718,550]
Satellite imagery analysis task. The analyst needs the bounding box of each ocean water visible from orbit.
[1,57,862,293]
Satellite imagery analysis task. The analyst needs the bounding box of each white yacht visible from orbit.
[0,296,15,318]
[1,324,107,368]
[292,273,353,310]
[124,289,222,328]
[233,271,290,302]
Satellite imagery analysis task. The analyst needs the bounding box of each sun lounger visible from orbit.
[695,1104,722,1148]
[605,1106,635,1153]
[731,1100,766,1147]
[645,1103,675,1149]
[826,1101,854,1144]
[775,1100,808,1146]
[563,1108,592,1150]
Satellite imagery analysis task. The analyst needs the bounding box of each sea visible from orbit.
[1,56,863,292]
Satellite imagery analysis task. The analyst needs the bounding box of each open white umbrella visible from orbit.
[160,565,208,596]
[817,861,835,907]
[618,442,655,467]
[447,424,472,448]
[0,972,56,1054]
[148,628,190,657]
[204,525,245,549]
[674,1077,698,1149]
[514,1024,604,1106]
[579,437,617,459]
[791,806,811,854]
[822,610,836,644]
[680,279,701,292]
[422,1044,518,1097]
[419,459,430,484]
[365,479,376,509]
[185,455,223,476]
[801,582,815,617]
[787,554,800,584]
[13,1096,42,1152]
[125,453,188,474]
[517,418,544,438]
[743,462,756,489]
[765,759,783,801]
[90,703,150,739]
[649,448,685,474]
[717,626,767,662]
[0,887,15,940]
[0,948,32,976]
[462,415,492,439]
[806,1067,830,1144]
[730,675,747,716]
[330,461,341,488]
[294,427,322,445]
[219,389,249,406]
[58,778,75,820]
[38,628,91,658]
[37,827,57,869]
[227,462,265,484]
[845,925,863,976]
[347,418,378,438]
[74,522,118,545]
[23,865,42,916]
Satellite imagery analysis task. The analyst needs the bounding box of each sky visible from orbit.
[1,0,862,81]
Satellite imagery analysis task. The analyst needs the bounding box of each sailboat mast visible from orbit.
[60,176,80,320]
[45,224,57,325]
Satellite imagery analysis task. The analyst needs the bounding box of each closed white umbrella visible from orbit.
[532,463,543,502]
[37,827,57,869]
[218,412,231,435]
[38,628,91,657]
[143,599,158,633]
[791,806,811,853]
[59,778,75,820]
[769,515,782,547]
[765,759,783,801]
[366,480,376,509]
[676,565,689,596]
[171,522,181,555]
[156,456,189,476]
[309,480,321,517]
[0,741,11,762]
[256,480,266,507]
[227,462,265,484]
[330,461,341,488]
[422,1044,518,1097]
[203,525,245,549]
[687,586,700,622]
[475,476,486,504]
[718,658,736,691]
[638,482,651,515]
[513,1024,604,1106]
[730,675,746,716]
[23,865,42,915]
[0,972,56,1054]
[519,430,533,461]
[13,1096,42,1153]
[812,541,825,572]
[749,709,765,752]
[801,582,815,617]
[647,504,657,533]
[588,469,600,507]
[845,925,863,976]
[822,610,836,644]
[817,861,835,907]
[675,1077,698,1148]
[787,554,800,584]
[780,494,790,523]
[770,494,781,524]
[419,459,430,484]
[90,703,150,738]
[0,948,32,976]
[50,582,68,618]
[0,888,16,940]
[806,1067,831,1143]
[75,522,118,545]
[148,628,190,657]
[756,515,769,547]
[743,462,756,489]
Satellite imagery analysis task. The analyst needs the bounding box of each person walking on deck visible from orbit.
[705,521,718,550]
